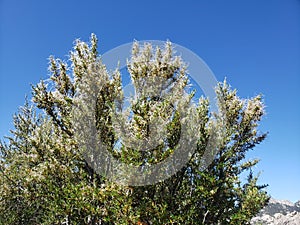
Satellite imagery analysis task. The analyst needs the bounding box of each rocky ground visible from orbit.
[251,198,300,225]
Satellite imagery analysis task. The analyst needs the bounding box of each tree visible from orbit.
[0,34,269,224]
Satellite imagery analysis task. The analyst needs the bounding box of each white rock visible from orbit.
[251,198,300,225]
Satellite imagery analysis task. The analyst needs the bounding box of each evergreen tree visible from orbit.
[0,34,269,224]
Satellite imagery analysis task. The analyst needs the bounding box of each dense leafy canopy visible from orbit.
[0,34,269,224]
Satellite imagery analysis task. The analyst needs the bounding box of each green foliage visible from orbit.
[0,34,269,224]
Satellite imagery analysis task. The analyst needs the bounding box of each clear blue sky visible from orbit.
[1,0,299,202]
